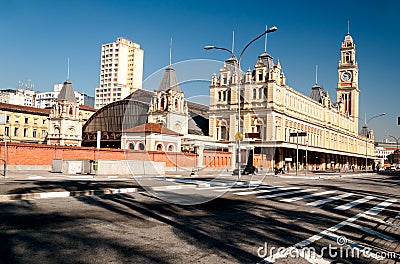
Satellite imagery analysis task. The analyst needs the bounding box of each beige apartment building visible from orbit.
[0,103,50,143]
[95,37,144,109]
[208,32,373,171]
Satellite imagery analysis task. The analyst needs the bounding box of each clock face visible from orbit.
[341,71,352,82]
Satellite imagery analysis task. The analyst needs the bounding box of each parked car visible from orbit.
[385,166,396,171]
[233,165,258,175]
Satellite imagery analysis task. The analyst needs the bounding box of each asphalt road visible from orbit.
[0,173,399,263]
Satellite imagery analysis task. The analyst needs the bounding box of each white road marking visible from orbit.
[234,186,294,196]
[213,187,257,192]
[28,175,45,179]
[335,195,376,210]
[360,213,400,229]
[258,189,317,199]
[261,199,395,263]
[365,199,397,215]
[307,193,355,206]
[40,192,71,199]
[281,190,336,203]
[345,222,396,241]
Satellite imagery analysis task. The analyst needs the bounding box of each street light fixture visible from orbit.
[205,25,278,180]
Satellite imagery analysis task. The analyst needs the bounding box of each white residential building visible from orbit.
[35,84,94,109]
[95,37,144,109]
[0,88,36,106]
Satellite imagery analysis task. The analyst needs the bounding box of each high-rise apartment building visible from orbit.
[95,37,144,109]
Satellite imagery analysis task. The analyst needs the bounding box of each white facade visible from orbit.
[0,88,36,106]
[95,37,144,109]
[47,80,82,146]
[35,84,91,108]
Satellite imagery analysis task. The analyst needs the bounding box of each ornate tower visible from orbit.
[148,66,188,135]
[47,80,82,146]
[336,30,359,132]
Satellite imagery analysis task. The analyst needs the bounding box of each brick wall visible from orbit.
[0,142,232,168]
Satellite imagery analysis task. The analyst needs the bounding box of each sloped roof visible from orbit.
[57,80,77,102]
[124,122,182,136]
[0,102,50,115]
[157,66,181,92]
[309,84,327,104]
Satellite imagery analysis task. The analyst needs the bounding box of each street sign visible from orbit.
[235,131,243,141]
[290,132,307,137]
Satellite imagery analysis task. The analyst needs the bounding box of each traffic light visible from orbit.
[398,116,400,125]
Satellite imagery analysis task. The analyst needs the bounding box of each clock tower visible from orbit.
[336,30,359,131]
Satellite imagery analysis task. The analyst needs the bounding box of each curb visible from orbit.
[0,183,205,202]
[0,187,139,202]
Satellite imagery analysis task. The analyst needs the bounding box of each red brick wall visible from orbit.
[1,142,232,168]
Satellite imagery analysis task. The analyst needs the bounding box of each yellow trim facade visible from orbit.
[208,33,373,171]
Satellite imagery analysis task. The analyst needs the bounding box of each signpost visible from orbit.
[289,132,307,176]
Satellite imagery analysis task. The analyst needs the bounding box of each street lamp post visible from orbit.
[205,25,277,180]
[359,113,385,173]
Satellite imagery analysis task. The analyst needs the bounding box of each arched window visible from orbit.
[160,98,165,110]
[137,142,145,151]
[167,144,175,152]
[129,142,135,150]
[156,143,164,151]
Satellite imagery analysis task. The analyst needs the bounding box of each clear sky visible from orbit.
[0,0,399,141]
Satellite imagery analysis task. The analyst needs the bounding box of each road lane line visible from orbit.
[334,195,376,210]
[281,190,336,203]
[258,189,317,199]
[261,199,395,263]
[235,186,296,196]
[345,222,396,241]
[365,198,397,215]
[214,187,257,192]
[307,193,355,206]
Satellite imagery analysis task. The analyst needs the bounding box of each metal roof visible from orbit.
[57,80,77,102]
[157,66,181,92]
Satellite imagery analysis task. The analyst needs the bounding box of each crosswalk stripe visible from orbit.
[259,198,395,263]
[345,222,396,241]
[214,187,257,192]
[257,188,317,199]
[365,198,397,215]
[335,195,376,210]
[307,193,355,206]
[281,190,336,203]
[234,186,296,196]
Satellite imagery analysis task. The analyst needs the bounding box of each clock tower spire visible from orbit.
[336,29,359,131]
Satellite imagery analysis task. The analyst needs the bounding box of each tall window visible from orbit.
[220,126,228,140]
[14,127,18,137]
[4,127,9,137]
[253,89,257,99]
[24,128,28,137]
[33,129,37,138]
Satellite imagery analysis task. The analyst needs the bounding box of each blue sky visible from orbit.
[0,0,399,141]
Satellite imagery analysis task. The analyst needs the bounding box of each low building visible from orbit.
[0,103,50,143]
[121,123,181,152]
